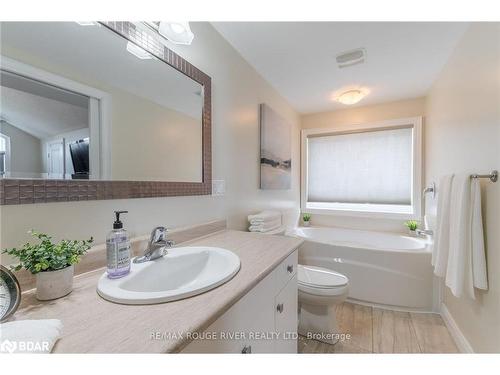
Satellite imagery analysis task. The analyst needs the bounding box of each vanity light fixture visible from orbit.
[75,21,98,26]
[126,41,153,60]
[158,22,194,45]
[336,89,368,105]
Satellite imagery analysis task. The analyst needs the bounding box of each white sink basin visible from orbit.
[97,246,240,305]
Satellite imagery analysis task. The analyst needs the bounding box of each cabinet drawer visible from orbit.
[275,249,298,295]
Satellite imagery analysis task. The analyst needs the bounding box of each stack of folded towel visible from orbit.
[248,210,282,233]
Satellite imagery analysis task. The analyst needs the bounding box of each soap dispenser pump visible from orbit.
[106,210,131,279]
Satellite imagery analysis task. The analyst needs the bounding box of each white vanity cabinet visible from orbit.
[182,249,298,354]
[274,273,298,353]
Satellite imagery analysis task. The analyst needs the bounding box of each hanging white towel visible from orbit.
[432,174,454,277]
[470,178,488,291]
[446,173,474,298]
[0,319,63,353]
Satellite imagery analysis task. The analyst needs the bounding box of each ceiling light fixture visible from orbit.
[126,42,153,60]
[336,89,368,105]
[158,22,194,45]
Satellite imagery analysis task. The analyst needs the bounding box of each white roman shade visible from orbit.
[307,126,413,205]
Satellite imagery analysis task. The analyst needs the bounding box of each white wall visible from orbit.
[300,97,426,232]
[425,23,500,352]
[0,23,300,258]
[0,119,43,176]
[110,91,202,182]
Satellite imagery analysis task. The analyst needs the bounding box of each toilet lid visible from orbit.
[298,265,348,288]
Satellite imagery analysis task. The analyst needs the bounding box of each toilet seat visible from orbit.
[298,265,349,297]
[298,265,349,289]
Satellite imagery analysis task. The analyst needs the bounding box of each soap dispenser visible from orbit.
[106,210,131,279]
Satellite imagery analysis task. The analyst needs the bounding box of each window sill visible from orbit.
[304,202,420,220]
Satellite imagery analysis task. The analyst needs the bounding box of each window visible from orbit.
[301,117,422,219]
[0,133,10,177]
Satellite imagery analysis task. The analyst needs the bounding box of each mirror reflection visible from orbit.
[0,22,204,182]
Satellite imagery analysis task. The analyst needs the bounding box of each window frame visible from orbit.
[0,132,11,176]
[301,117,423,220]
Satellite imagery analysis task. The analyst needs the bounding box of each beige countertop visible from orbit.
[12,230,303,353]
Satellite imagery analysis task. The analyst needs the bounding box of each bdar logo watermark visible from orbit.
[0,340,17,353]
[1,339,50,353]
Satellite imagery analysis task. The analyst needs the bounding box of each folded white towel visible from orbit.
[249,217,281,229]
[0,319,63,353]
[260,225,286,235]
[248,210,282,223]
[470,178,488,291]
[249,221,282,233]
[446,174,473,298]
[433,174,454,277]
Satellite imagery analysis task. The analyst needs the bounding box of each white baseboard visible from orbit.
[440,303,474,353]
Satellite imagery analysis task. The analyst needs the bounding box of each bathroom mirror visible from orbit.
[0,21,212,204]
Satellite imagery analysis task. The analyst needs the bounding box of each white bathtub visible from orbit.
[290,226,434,311]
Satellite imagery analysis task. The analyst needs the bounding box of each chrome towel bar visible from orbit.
[423,182,435,198]
[471,170,498,183]
[424,170,497,198]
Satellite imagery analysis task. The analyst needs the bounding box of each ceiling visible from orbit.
[1,85,88,139]
[212,22,469,113]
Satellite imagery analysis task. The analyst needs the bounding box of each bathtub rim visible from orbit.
[288,225,432,254]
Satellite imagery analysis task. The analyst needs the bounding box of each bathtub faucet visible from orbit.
[415,228,433,237]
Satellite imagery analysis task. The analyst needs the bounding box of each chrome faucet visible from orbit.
[415,228,434,237]
[133,226,175,263]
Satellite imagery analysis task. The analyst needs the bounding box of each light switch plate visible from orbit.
[212,180,225,196]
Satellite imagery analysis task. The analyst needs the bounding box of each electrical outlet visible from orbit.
[212,180,225,196]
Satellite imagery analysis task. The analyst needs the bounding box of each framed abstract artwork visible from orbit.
[259,103,291,190]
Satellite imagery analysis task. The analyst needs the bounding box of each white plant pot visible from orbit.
[36,265,74,301]
[303,221,311,227]
[408,229,417,237]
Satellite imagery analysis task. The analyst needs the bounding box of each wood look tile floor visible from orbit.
[298,302,458,354]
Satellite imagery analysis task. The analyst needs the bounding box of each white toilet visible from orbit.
[298,264,349,345]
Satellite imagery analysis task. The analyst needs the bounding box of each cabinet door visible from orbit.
[182,270,276,353]
[274,274,298,353]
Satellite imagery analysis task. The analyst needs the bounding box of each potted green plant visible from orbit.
[302,213,311,227]
[404,220,419,237]
[2,230,93,300]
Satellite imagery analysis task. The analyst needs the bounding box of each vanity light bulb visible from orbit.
[158,22,194,45]
[75,21,98,26]
[126,42,153,60]
[170,23,186,34]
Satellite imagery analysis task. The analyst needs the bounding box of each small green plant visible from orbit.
[303,213,311,222]
[2,230,93,274]
[404,220,419,231]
